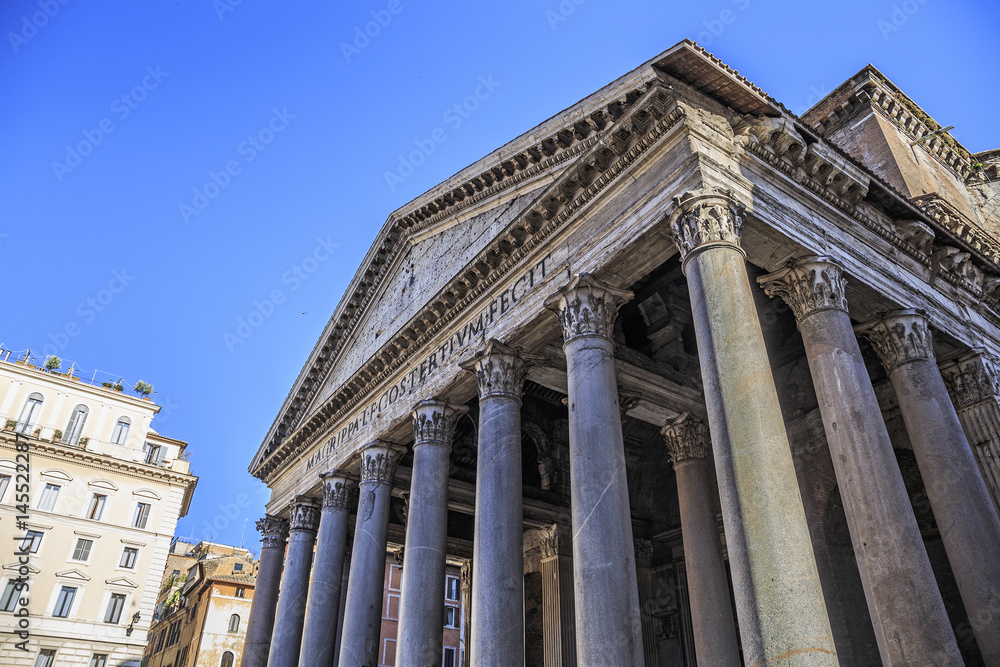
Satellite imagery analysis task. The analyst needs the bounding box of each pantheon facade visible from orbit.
[241,41,1000,666]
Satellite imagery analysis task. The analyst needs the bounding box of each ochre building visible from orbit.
[241,41,1000,666]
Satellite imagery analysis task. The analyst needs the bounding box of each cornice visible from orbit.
[0,434,197,487]
[253,83,686,481]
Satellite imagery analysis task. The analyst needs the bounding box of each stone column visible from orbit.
[300,471,357,667]
[339,440,405,667]
[267,496,321,667]
[940,350,1000,515]
[666,187,837,665]
[240,515,288,667]
[539,524,576,667]
[460,340,533,667]
[760,257,962,665]
[396,399,467,666]
[857,309,1000,664]
[544,273,644,666]
[661,413,740,667]
[633,539,659,667]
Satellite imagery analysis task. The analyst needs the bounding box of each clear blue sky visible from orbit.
[2,0,997,552]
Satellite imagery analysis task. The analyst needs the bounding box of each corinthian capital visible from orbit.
[319,471,357,510]
[359,440,406,485]
[661,412,711,464]
[412,399,468,449]
[855,308,935,372]
[940,350,1000,408]
[758,255,849,321]
[256,514,289,549]
[460,339,537,402]
[667,188,745,265]
[288,495,321,533]
[543,272,634,343]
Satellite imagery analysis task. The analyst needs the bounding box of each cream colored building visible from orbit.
[0,348,198,667]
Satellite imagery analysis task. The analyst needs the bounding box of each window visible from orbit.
[235,587,245,598]
[111,417,131,445]
[53,586,77,617]
[166,620,181,646]
[0,473,10,501]
[38,483,60,511]
[133,502,151,529]
[143,443,164,466]
[443,647,456,667]
[228,613,240,633]
[89,654,108,667]
[220,652,234,667]
[444,606,459,628]
[87,493,107,520]
[64,405,89,445]
[34,649,56,667]
[233,563,243,571]
[155,629,166,652]
[445,575,459,601]
[17,393,44,433]
[2,579,22,611]
[120,547,139,569]
[177,646,189,667]
[104,593,126,623]
[21,530,43,553]
[382,639,396,667]
[72,538,94,562]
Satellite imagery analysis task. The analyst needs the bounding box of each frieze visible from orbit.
[544,272,634,342]
[758,256,849,322]
[855,308,936,372]
[661,412,711,464]
[301,252,556,475]
[319,471,356,510]
[460,339,535,402]
[256,514,289,549]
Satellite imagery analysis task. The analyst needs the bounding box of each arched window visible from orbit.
[220,651,234,667]
[64,405,89,445]
[227,614,239,633]
[110,417,131,445]
[16,393,44,433]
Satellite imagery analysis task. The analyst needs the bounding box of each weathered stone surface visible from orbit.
[241,515,288,667]
[267,496,320,667]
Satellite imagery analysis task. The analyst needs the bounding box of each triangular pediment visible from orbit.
[105,576,138,589]
[4,561,39,574]
[55,569,91,582]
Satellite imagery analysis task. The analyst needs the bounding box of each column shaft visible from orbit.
[461,340,531,667]
[761,259,961,665]
[267,497,321,667]
[544,273,644,666]
[333,549,351,667]
[634,540,659,667]
[339,441,405,667]
[539,525,576,667]
[301,472,357,667]
[663,414,740,667]
[670,188,836,665]
[240,515,288,667]
[397,400,466,666]
[859,310,1000,665]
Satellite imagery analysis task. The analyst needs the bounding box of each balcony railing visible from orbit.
[0,347,154,399]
